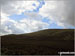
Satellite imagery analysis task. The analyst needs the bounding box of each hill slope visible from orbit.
[1,29,74,55]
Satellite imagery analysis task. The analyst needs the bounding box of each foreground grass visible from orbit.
[1,29,74,55]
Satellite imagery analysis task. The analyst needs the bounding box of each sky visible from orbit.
[0,0,75,36]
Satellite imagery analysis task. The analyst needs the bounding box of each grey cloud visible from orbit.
[39,0,75,27]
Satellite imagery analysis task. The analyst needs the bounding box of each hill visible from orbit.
[1,29,74,55]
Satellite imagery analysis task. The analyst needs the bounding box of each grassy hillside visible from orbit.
[1,29,74,55]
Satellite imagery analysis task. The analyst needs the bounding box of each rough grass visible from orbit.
[1,29,74,55]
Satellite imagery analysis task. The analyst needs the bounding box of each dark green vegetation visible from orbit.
[1,29,74,55]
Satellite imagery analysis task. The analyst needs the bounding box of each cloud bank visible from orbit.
[1,0,39,15]
[0,0,75,35]
[1,12,49,36]
[0,0,49,35]
[39,0,75,27]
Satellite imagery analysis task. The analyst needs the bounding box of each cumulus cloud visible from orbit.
[0,0,47,35]
[24,12,43,20]
[1,0,39,15]
[0,15,49,35]
[20,19,49,32]
[1,0,75,36]
[0,0,49,35]
[39,0,75,27]
[1,11,49,36]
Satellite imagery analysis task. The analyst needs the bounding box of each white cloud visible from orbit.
[24,12,43,20]
[1,0,74,36]
[0,16,49,36]
[39,0,75,27]
[1,8,49,36]
[1,0,48,35]
[20,19,49,33]
[1,0,39,15]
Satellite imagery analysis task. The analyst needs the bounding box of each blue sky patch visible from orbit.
[9,13,28,21]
